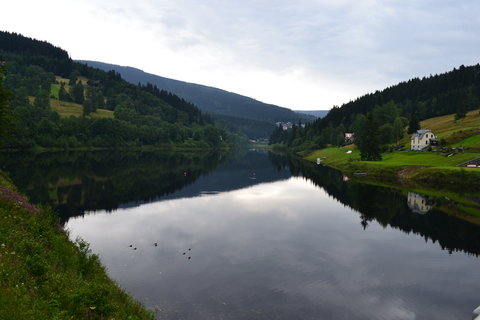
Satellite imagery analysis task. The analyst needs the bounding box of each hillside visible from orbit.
[77,60,314,138]
[398,110,480,149]
[0,31,231,150]
[272,63,480,151]
[303,110,480,194]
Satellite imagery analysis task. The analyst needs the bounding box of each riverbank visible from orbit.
[0,173,154,319]
[304,146,480,189]
[302,146,480,219]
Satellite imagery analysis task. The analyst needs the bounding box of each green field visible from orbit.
[451,134,480,149]
[50,84,60,99]
[307,146,479,171]
[50,76,113,119]
[303,110,480,199]
[50,99,114,118]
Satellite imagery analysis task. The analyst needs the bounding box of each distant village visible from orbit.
[275,122,306,130]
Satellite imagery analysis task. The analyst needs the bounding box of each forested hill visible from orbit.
[0,31,230,150]
[270,63,480,150]
[322,64,480,129]
[77,61,314,132]
[0,31,72,76]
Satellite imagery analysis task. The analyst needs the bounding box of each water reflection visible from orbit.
[0,151,229,220]
[3,150,480,319]
[407,192,433,214]
[63,152,480,319]
[272,154,480,256]
[67,177,480,320]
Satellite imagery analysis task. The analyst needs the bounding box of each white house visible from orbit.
[407,192,433,214]
[411,129,437,151]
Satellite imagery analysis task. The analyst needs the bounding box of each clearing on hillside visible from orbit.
[50,99,113,118]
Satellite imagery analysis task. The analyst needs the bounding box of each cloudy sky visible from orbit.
[2,0,480,110]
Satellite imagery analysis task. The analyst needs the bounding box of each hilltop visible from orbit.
[77,60,315,138]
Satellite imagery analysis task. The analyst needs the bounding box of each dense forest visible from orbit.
[271,64,480,153]
[0,31,233,150]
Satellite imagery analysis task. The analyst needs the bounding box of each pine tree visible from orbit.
[58,82,72,101]
[34,89,50,109]
[83,99,93,117]
[454,104,467,120]
[407,115,420,134]
[358,113,382,161]
[0,58,12,144]
[70,80,84,104]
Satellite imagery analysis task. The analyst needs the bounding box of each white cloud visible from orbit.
[2,0,480,109]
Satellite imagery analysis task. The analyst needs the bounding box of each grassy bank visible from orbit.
[0,173,154,319]
[304,146,480,189]
[303,146,480,222]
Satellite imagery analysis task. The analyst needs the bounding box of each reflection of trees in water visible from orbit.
[0,151,227,221]
[269,153,480,256]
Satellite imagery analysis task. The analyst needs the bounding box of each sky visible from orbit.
[2,0,480,110]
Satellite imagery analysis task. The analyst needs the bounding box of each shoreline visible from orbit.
[0,173,154,319]
[301,147,480,220]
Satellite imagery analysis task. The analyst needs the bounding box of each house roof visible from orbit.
[411,129,433,140]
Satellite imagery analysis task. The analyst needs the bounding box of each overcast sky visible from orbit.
[2,0,480,110]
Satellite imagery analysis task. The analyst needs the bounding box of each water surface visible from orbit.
[3,150,480,319]
[64,152,480,319]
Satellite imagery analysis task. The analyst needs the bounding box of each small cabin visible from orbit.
[344,133,354,143]
[411,129,437,151]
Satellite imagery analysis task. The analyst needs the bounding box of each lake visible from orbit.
[2,150,480,319]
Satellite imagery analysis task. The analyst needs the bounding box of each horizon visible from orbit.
[2,1,480,111]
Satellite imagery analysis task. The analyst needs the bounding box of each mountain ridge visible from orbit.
[77,60,314,137]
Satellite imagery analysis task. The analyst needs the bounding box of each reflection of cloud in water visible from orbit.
[66,177,480,320]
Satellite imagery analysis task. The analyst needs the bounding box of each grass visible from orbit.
[50,85,60,100]
[451,133,480,149]
[306,109,480,172]
[306,146,480,175]
[398,109,480,146]
[0,175,154,319]
[304,108,480,198]
[420,109,480,136]
[49,99,114,119]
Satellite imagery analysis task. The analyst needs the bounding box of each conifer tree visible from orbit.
[34,89,50,109]
[358,113,382,161]
[407,115,420,134]
[58,82,72,101]
[70,80,84,104]
[0,58,12,144]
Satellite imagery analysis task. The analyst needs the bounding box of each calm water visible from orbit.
[3,151,480,319]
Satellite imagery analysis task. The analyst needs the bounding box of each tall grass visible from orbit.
[0,177,154,320]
